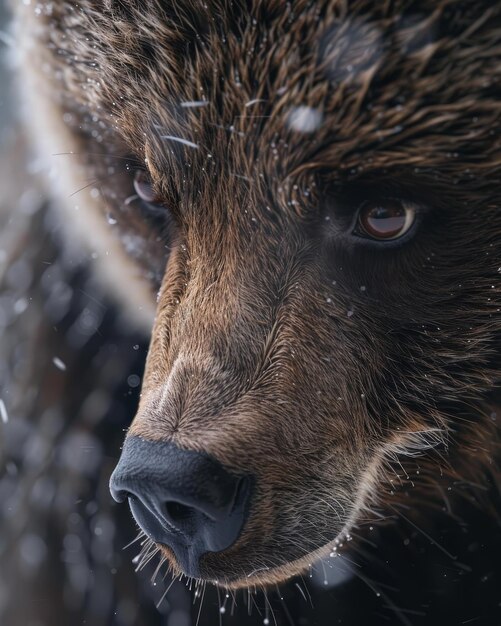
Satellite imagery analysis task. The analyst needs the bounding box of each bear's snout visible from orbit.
[109,436,253,577]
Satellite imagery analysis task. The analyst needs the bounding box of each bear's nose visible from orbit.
[109,436,252,578]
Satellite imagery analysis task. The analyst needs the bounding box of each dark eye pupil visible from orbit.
[133,169,157,204]
[360,201,407,239]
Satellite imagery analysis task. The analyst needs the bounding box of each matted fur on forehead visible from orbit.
[35,0,501,200]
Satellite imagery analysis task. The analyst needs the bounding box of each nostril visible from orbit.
[109,437,254,577]
[165,501,195,525]
[231,478,246,514]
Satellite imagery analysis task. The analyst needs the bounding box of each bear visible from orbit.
[1,0,500,624]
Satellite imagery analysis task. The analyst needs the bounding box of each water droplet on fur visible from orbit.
[14,297,28,314]
[52,357,67,371]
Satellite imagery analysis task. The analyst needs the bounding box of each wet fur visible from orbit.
[15,0,501,589]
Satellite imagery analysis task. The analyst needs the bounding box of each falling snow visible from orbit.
[52,356,67,371]
[0,398,8,423]
[161,135,199,149]
[287,106,324,133]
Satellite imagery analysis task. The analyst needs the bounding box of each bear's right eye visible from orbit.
[354,199,417,241]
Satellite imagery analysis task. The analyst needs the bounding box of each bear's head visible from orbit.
[17,0,501,588]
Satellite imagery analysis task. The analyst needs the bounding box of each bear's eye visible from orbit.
[131,168,173,230]
[133,169,158,204]
[355,199,416,241]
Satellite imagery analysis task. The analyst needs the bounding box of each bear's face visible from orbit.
[20,0,501,587]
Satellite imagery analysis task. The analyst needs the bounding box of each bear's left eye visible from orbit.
[127,168,175,234]
[355,199,416,241]
[131,168,172,227]
[133,169,158,204]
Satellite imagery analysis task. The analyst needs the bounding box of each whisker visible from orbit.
[195,581,206,626]
[53,151,141,163]
[151,555,167,583]
[316,496,344,523]
[294,582,308,603]
[69,179,102,198]
[388,504,457,561]
[69,166,133,198]
[136,541,160,571]
[217,586,223,625]
[156,574,178,609]
[263,588,277,626]
[228,588,237,615]
[122,531,145,551]
[247,588,252,616]
[298,575,314,607]
[246,566,270,578]
[276,584,296,626]
[351,567,413,626]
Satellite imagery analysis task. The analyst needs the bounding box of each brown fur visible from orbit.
[15,0,501,589]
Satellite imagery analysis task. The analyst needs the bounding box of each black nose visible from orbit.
[109,436,252,578]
